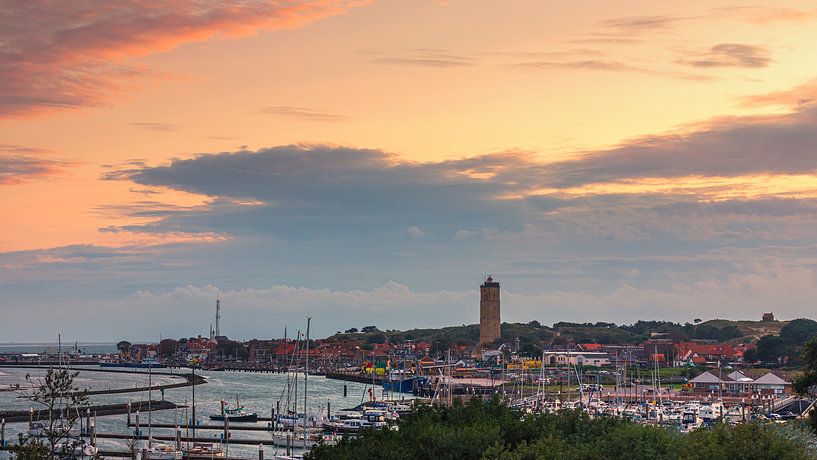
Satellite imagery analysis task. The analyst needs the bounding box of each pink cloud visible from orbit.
[0,144,75,185]
[0,0,370,119]
[740,79,817,109]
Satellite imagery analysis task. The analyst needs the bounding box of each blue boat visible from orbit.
[382,376,426,393]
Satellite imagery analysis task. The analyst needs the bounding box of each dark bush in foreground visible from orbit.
[306,397,817,460]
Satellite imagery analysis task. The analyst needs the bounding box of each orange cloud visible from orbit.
[0,144,74,185]
[0,0,370,119]
[740,79,817,109]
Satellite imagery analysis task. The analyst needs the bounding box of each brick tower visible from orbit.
[479,275,501,346]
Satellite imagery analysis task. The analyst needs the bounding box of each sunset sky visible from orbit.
[3,0,817,341]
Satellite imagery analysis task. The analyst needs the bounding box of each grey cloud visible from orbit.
[598,6,816,37]
[677,43,772,68]
[599,15,690,34]
[367,49,475,68]
[544,105,817,187]
[98,142,817,257]
[255,106,347,122]
[102,145,533,241]
[515,59,714,81]
[478,49,605,59]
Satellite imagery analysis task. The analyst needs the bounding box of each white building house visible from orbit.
[690,370,792,395]
[542,351,610,367]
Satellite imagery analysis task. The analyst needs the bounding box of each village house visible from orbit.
[689,370,793,395]
[542,351,611,367]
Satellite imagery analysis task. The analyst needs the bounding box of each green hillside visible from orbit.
[327,318,799,348]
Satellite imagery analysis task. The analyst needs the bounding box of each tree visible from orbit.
[367,333,387,344]
[8,438,49,459]
[742,348,757,364]
[116,340,132,357]
[755,335,790,364]
[19,368,90,457]
[780,319,817,345]
[361,325,378,333]
[159,338,179,358]
[306,397,816,459]
[344,328,358,334]
[794,337,817,433]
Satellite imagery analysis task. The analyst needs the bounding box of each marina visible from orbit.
[0,364,387,459]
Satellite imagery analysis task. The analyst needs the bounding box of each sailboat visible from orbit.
[135,356,182,459]
[272,318,337,458]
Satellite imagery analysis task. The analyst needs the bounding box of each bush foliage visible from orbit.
[307,397,817,460]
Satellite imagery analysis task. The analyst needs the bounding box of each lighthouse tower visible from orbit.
[479,275,501,346]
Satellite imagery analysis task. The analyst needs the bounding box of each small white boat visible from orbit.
[54,439,98,459]
[135,440,183,459]
[28,420,81,438]
[184,442,225,457]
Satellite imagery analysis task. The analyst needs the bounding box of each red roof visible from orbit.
[677,342,737,358]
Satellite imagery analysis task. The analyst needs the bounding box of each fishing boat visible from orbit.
[210,399,259,422]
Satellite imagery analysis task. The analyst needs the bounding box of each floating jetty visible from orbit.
[0,400,180,423]
[95,432,284,447]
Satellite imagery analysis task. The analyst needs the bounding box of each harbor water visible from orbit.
[0,365,388,458]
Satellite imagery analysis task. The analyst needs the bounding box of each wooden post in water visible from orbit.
[343,384,347,397]
[135,410,141,436]
[258,444,264,460]
[127,402,132,425]
[86,409,91,436]
[2,418,5,447]
[28,408,33,430]
[90,415,97,447]
[175,426,181,450]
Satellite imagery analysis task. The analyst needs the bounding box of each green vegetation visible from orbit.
[307,398,817,459]
[12,368,90,458]
[327,318,795,352]
[756,319,817,365]
[794,337,817,433]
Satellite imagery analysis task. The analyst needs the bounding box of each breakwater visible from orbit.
[323,371,385,385]
[0,400,180,423]
[0,364,206,396]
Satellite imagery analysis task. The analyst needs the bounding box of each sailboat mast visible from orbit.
[304,317,311,447]
[148,360,152,447]
[293,331,300,414]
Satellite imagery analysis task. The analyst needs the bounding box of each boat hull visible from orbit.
[209,414,258,422]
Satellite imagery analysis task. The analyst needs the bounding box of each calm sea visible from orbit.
[0,343,117,355]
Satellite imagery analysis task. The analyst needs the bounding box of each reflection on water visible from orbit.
[0,366,393,458]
